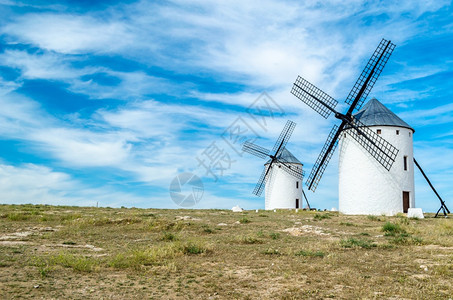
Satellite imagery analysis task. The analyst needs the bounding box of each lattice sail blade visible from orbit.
[291,76,338,119]
[345,118,399,171]
[272,120,296,158]
[306,124,341,192]
[242,141,270,159]
[253,164,272,196]
[345,39,396,113]
[277,158,305,180]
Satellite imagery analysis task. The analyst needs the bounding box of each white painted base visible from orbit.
[407,208,424,219]
[339,126,415,216]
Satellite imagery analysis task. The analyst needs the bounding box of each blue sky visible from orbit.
[0,0,452,212]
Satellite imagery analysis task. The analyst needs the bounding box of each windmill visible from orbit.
[291,38,398,193]
[243,120,310,210]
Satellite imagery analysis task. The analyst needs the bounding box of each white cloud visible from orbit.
[2,13,132,54]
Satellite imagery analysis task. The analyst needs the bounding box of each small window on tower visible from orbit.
[409,132,411,137]
[296,181,299,189]
[377,129,381,134]
[396,130,400,135]
[404,156,408,171]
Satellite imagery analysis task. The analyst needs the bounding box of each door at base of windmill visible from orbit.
[296,199,299,209]
[403,191,410,213]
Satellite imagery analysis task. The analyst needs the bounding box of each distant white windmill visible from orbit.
[243,121,310,210]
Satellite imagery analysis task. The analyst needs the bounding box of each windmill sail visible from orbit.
[293,38,397,191]
[306,124,340,191]
[253,164,271,196]
[345,39,396,113]
[242,141,270,159]
[291,76,338,119]
[272,120,296,157]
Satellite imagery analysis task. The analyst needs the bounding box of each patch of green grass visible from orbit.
[201,225,214,234]
[263,248,281,255]
[62,241,77,245]
[340,238,377,249]
[109,243,184,269]
[239,217,250,224]
[367,215,381,221]
[340,222,355,226]
[295,250,325,258]
[237,235,264,244]
[160,232,177,241]
[314,214,330,221]
[109,241,210,270]
[36,252,99,273]
[7,212,31,221]
[182,242,209,255]
[269,232,280,240]
[382,222,405,236]
[390,234,423,245]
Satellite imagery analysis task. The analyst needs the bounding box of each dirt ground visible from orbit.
[1,204,452,299]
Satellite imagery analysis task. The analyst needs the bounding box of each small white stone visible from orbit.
[408,208,424,219]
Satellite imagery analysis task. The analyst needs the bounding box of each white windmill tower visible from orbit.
[338,98,415,215]
[264,148,305,210]
[243,121,310,210]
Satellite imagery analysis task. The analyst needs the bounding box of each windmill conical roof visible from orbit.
[353,98,414,131]
[265,148,302,165]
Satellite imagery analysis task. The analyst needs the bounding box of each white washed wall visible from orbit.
[338,126,415,215]
[265,163,303,210]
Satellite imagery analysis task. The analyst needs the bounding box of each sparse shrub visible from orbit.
[367,215,381,221]
[340,222,355,226]
[201,225,214,234]
[438,221,453,236]
[75,217,143,227]
[109,243,189,269]
[49,252,98,272]
[148,219,186,232]
[160,232,177,241]
[340,238,377,249]
[295,250,325,258]
[258,214,268,217]
[390,235,423,245]
[314,214,330,221]
[59,214,82,222]
[269,232,280,240]
[62,241,76,245]
[182,242,207,255]
[239,217,250,224]
[263,248,280,255]
[359,232,370,236]
[382,222,405,236]
[7,212,30,221]
[33,257,52,277]
[238,235,263,244]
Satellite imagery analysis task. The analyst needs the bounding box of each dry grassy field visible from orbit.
[0,204,452,299]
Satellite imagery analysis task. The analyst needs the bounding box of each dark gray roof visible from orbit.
[353,98,414,131]
[265,148,302,165]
